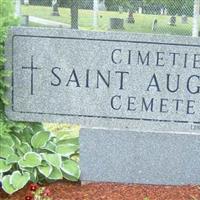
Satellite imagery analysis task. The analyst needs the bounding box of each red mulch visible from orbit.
[1,181,200,200]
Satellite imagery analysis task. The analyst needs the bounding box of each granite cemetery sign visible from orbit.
[5,27,200,185]
[5,27,200,133]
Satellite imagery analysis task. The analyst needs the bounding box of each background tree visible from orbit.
[105,0,130,11]
[144,0,194,16]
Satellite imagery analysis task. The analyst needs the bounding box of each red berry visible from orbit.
[29,183,39,191]
[25,195,32,200]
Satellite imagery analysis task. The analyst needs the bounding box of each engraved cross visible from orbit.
[22,55,41,95]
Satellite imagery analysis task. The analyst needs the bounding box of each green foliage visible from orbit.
[105,0,130,11]
[0,126,80,194]
[0,0,17,114]
[2,171,30,194]
[0,0,80,194]
[144,0,194,16]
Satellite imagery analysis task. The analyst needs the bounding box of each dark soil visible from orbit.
[1,181,200,200]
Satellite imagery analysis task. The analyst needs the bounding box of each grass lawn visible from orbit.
[44,123,80,138]
[22,5,193,36]
[28,21,44,27]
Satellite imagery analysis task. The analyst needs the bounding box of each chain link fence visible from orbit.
[16,0,199,36]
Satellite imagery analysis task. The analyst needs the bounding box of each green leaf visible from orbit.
[0,158,12,173]
[56,137,79,146]
[48,167,63,180]
[31,123,45,132]
[0,81,10,88]
[0,70,12,77]
[29,168,37,182]
[56,144,79,157]
[63,172,79,182]
[16,149,24,157]
[18,152,42,168]
[42,141,56,153]
[42,153,61,168]
[1,96,9,105]
[19,142,32,154]
[22,127,34,143]
[38,162,53,177]
[11,135,21,146]
[23,127,33,134]
[6,154,20,164]
[0,145,14,159]
[2,175,17,194]
[61,160,80,181]
[10,171,30,191]
[0,135,14,147]
[31,131,51,148]
[0,57,6,65]
[13,123,26,133]
[21,168,37,182]
[56,130,73,141]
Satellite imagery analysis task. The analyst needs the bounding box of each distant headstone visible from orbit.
[98,0,106,11]
[181,15,188,24]
[127,11,135,24]
[110,18,124,29]
[152,18,158,31]
[169,16,176,26]
[119,6,123,14]
[21,15,29,26]
[160,8,164,15]
[138,7,142,14]
[52,0,60,16]
[164,8,168,15]
[24,0,29,5]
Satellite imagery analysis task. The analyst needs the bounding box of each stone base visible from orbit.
[80,128,200,185]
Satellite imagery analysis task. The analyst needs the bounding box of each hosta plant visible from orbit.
[0,125,80,194]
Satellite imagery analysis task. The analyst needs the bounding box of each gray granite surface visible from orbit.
[80,128,200,185]
[5,27,200,132]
